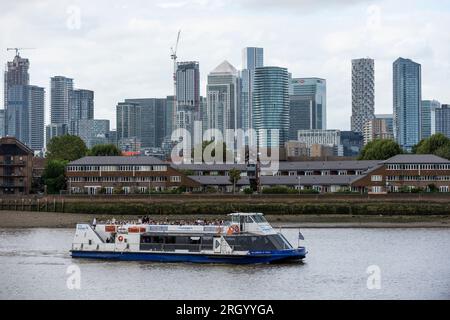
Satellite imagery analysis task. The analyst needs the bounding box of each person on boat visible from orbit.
[92,217,97,230]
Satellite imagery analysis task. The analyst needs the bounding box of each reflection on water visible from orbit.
[0,228,449,300]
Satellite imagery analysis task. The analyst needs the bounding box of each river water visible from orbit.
[0,228,449,300]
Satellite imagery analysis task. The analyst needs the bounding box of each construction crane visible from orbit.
[170,30,181,130]
[7,47,35,57]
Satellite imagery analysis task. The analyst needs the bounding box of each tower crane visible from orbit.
[170,30,181,130]
[6,47,35,57]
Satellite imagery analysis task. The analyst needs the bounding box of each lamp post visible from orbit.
[298,175,301,195]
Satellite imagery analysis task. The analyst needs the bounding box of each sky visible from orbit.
[1,0,449,131]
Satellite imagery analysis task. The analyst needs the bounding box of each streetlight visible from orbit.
[298,175,301,195]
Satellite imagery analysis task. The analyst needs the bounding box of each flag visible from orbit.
[298,231,305,240]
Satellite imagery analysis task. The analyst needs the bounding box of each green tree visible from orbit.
[192,140,234,163]
[414,133,450,159]
[46,135,88,161]
[228,168,241,194]
[42,160,68,194]
[358,139,403,160]
[89,144,121,156]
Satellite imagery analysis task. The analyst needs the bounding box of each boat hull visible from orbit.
[71,248,306,265]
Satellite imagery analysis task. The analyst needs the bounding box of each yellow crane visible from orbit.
[6,47,35,57]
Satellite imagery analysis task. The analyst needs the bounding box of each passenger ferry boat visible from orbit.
[71,213,307,264]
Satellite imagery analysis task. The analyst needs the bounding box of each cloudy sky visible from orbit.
[1,0,449,130]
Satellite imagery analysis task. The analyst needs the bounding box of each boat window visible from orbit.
[252,215,268,223]
[244,216,254,223]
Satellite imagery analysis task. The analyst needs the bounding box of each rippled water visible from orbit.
[0,228,449,300]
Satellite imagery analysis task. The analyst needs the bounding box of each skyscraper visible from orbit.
[76,119,110,148]
[0,109,5,137]
[6,84,45,151]
[289,78,327,140]
[4,53,29,110]
[206,61,240,138]
[435,105,450,138]
[241,47,263,135]
[116,101,142,149]
[50,76,73,126]
[421,100,441,139]
[28,86,45,151]
[125,98,167,148]
[253,66,289,148]
[393,58,422,151]
[69,89,94,135]
[351,58,375,134]
[176,61,200,137]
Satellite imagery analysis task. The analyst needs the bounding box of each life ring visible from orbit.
[118,236,124,242]
[227,225,240,235]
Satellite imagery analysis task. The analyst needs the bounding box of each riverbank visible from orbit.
[0,211,449,228]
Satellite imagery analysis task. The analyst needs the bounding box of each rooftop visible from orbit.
[68,156,166,166]
[383,154,450,164]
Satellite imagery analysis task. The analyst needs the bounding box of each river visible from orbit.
[0,228,449,300]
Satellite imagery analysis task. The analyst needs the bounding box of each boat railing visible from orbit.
[140,243,202,252]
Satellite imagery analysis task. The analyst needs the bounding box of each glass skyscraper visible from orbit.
[206,60,240,137]
[393,58,422,151]
[421,100,441,139]
[289,78,327,140]
[50,76,73,126]
[436,105,450,138]
[176,61,200,137]
[240,47,263,136]
[253,66,289,148]
[69,89,94,135]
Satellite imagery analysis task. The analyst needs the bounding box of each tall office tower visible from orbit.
[240,47,264,135]
[76,119,110,148]
[69,89,94,135]
[289,78,327,140]
[421,100,441,139]
[6,84,45,151]
[166,96,175,138]
[125,98,167,148]
[4,53,29,110]
[175,61,200,137]
[4,53,30,137]
[200,96,208,133]
[340,131,364,157]
[351,58,375,134]
[375,114,394,136]
[28,86,45,151]
[50,76,73,126]
[393,58,422,151]
[436,105,450,138]
[116,101,142,149]
[206,61,240,138]
[0,109,5,137]
[253,66,289,148]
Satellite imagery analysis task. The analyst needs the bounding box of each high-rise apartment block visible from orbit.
[351,58,375,134]
[393,58,422,151]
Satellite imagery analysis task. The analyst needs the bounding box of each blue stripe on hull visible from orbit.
[71,248,306,265]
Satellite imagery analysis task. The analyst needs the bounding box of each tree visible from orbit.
[358,139,403,160]
[414,134,450,159]
[228,168,241,194]
[192,140,234,162]
[42,160,68,194]
[46,135,88,161]
[89,144,121,156]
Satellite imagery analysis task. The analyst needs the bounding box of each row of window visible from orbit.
[386,164,450,170]
[68,176,181,183]
[386,176,450,182]
[371,186,449,193]
[67,165,168,172]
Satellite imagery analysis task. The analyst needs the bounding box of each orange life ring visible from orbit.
[227,225,240,235]
[118,236,124,242]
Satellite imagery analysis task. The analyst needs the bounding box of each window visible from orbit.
[170,176,181,183]
[372,186,383,193]
[439,186,449,193]
[371,175,383,182]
